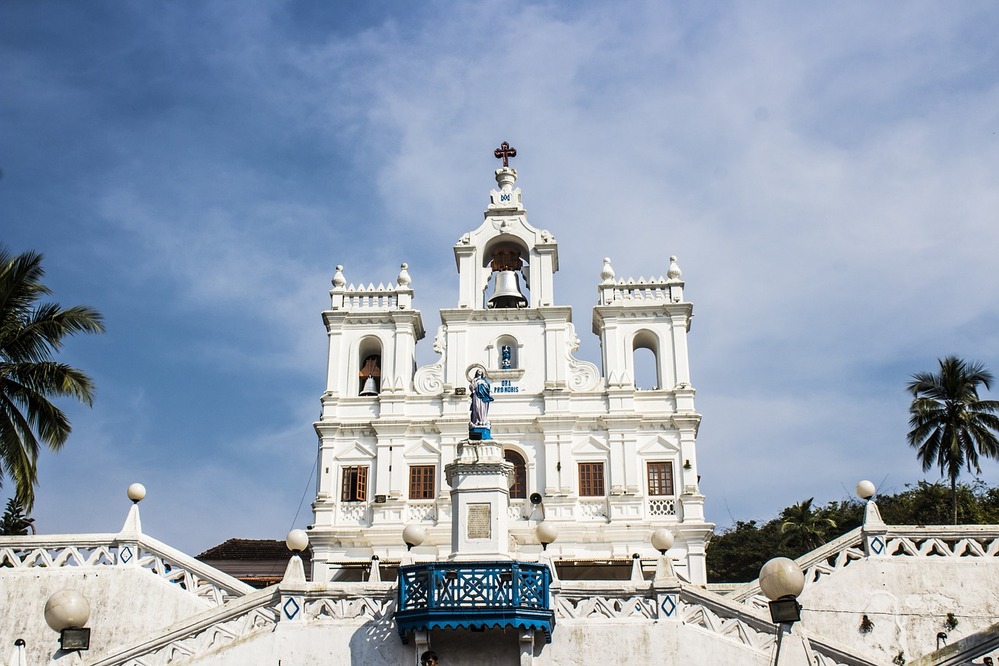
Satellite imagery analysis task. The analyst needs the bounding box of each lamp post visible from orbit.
[401,525,426,566]
[283,529,310,584]
[650,529,676,580]
[535,521,559,583]
[759,557,805,664]
[44,589,91,652]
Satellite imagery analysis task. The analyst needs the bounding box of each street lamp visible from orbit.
[286,529,309,554]
[759,557,804,624]
[650,528,676,580]
[44,589,91,651]
[651,528,674,554]
[856,480,876,500]
[403,524,426,551]
[535,521,558,551]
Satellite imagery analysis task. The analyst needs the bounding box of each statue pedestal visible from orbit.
[445,440,514,560]
[468,426,491,440]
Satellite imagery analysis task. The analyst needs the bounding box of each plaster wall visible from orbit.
[0,567,208,665]
[182,617,782,666]
[801,556,999,662]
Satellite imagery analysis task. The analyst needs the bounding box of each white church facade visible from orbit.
[310,147,712,583]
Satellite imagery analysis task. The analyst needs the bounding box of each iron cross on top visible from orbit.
[493,141,517,167]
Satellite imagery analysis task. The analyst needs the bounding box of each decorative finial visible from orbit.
[397,262,411,287]
[332,265,346,288]
[493,141,517,167]
[667,256,682,281]
[600,257,615,284]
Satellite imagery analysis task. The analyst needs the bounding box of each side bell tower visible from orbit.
[311,264,425,582]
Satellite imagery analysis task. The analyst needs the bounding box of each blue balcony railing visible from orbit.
[395,561,555,642]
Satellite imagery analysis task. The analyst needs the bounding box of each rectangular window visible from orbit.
[647,461,675,496]
[409,465,436,500]
[341,466,368,502]
[578,462,605,497]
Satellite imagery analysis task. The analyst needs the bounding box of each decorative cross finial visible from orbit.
[493,141,517,167]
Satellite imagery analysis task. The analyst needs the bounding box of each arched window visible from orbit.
[496,335,519,369]
[358,337,382,396]
[632,330,660,390]
[504,450,527,499]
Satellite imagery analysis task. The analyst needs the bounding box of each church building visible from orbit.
[309,143,713,584]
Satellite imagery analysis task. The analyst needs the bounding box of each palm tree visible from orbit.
[0,497,35,535]
[907,356,999,524]
[0,247,104,510]
[780,497,836,552]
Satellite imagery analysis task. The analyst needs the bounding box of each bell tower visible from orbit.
[453,146,559,312]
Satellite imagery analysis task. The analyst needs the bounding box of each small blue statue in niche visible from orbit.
[469,368,494,440]
[501,344,512,369]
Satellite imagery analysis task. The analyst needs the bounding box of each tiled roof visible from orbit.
[195,538,313,560]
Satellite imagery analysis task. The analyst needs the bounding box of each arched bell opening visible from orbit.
[632,329,661,390]
[358,337,382,396]
[482,239,530,309]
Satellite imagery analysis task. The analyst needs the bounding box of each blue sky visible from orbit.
[3,1,999,554]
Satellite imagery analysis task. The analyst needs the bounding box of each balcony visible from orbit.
[395,561,554,643]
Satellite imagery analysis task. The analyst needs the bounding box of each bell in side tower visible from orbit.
[358,354,380,396]
[487,246,528,309]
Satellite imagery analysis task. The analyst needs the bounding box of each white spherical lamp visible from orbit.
[759,557,805,624]
[127,483,146,503]
[535,521,559,550]
[759,557,805,601]
[856,480,876,500]
[286,529,309,554]
[44,589,90,632]
[651,528,674,554]
[402,524,426,551]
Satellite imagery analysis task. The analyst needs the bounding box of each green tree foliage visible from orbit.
[907,356,999,524]
[877,480,999,525]
[706,481,999,583]
[0,496,34,535]
[780,497,837,551]
[705,519,793,583]
[0,247,104,510]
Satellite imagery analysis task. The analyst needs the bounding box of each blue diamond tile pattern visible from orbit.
[120,546,132,564]
[661,595,676,618]
[872,536,885,555]
[284,597,300,620]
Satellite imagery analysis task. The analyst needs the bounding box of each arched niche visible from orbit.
[496,334,519,370]
[632,329,661,390]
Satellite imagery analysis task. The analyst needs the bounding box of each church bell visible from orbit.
[359,355,380,396]
[488,270,528,309]
[359,376,379,396]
